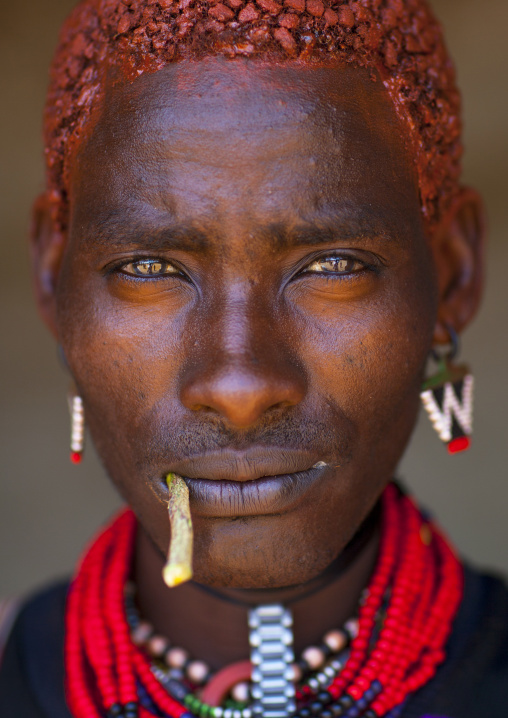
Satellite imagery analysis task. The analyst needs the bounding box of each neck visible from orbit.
[133,508,380,670]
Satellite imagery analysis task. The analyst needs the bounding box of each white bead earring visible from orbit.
[420,326,473,454]
[68,389,85,464]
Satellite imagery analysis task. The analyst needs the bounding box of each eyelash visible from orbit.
[114,253,371,282]
[302,255,367,277]
[118,259,182,279]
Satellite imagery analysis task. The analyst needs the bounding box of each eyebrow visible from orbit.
[269,221,399,249]
[84,214,210,253]
[83,211,402,253]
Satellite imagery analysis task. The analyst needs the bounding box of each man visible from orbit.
[2,0,506,717]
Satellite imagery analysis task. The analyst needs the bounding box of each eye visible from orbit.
[120,259,181,278]
[304,255,364,275]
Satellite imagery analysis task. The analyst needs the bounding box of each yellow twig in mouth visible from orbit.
[163,473,193,588]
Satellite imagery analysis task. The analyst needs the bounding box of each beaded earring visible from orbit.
[68,388,85,464]
[420,326,473,454]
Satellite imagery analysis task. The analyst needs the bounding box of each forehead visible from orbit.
[71,58,423,242]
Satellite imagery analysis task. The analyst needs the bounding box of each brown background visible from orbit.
[1,0,507,597]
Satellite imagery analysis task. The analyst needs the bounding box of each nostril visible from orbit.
[270,399,298,412]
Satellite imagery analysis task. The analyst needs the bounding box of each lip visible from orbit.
[163,449,330,518]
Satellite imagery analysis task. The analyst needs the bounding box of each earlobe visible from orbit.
[431,187,487,345]
[30,192,66,339]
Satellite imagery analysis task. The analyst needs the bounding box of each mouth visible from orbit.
[162,450,331,518]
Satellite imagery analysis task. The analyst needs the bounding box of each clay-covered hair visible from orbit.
[44,0,462,231]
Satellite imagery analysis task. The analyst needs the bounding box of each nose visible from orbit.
[179,306,306,429]
[181,365,306,428]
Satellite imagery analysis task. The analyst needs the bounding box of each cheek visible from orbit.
[290,266,437,442]
[55,269,190,444]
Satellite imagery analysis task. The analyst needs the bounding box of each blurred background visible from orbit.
[1,0,507,597]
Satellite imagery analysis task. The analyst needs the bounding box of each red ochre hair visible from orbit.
[44,0,462,232]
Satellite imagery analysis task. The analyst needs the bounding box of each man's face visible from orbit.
[56,59,437,587]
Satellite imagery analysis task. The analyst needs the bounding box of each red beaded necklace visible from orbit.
[65,484,463,718]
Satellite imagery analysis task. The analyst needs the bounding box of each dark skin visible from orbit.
[32,58,485,667]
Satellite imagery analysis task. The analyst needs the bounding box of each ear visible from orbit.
[30,193,67,339]
[431,188,487,346]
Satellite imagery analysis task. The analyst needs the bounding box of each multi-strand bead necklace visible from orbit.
[125,587,372,718]
[65,484,463,718]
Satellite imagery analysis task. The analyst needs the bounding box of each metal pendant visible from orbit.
[248,604,296,718]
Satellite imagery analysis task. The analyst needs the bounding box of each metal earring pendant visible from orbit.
[68,387,85,464]
[420,326,474,455]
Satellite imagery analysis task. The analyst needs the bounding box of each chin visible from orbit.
[191,513,340,589]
